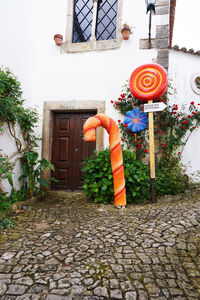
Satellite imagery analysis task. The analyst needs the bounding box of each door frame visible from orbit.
[42,100,105,185]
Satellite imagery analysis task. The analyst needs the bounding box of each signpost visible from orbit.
[140,102,167,113]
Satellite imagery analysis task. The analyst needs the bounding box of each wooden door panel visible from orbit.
[51,111,96,190]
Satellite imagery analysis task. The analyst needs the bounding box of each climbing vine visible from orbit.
[111,82,200,162]
[0,67,39,154]
[0,67,56,210]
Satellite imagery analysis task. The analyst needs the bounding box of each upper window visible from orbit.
[62,0,122,53]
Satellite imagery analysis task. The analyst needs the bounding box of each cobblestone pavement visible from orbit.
[0,191,200,300]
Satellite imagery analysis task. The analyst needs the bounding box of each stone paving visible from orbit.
[0,190,200,300]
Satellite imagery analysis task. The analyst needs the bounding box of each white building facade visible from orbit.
[1,0,199,191]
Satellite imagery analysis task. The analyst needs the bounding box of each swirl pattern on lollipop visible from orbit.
[129,64,168,101]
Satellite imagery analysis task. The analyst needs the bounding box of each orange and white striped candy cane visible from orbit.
[83,114,126,207]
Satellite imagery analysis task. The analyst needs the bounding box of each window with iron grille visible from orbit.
[62,0,122,53]
[73,0,118,43]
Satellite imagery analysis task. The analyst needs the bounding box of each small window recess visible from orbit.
[191,72,200,95]
[61,0,123,53]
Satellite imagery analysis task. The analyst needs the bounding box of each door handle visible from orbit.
[75,148,78,152]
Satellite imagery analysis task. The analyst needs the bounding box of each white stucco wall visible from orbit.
[0,0,168,192]
[169,50,200,179]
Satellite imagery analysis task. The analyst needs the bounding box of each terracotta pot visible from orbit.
[121,30,130,40]
[54,34,63,46]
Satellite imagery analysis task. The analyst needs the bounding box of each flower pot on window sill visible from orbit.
[121,24,132,40]
[121,29,131,40]
[54,34,63,46]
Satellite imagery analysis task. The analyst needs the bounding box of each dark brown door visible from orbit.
[51,111,96,190]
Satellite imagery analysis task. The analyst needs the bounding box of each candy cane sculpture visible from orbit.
[83,114,126,207]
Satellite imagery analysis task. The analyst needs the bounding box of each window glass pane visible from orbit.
[96,0,118,41]
[72,0,93,43]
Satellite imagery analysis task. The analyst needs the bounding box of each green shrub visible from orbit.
[9,187,29,203]
[0,192,11,212]
[82,148,151,204]
[155,157,189,196]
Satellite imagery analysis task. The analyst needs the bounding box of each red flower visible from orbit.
[165,122,168,126]
[190,101,194,105]
[172,105,178,111]
[138,144,142,147]
[144,149,148,153]
[194,126,196,129]
[120,93,125,98]
[165,154,168,158]
[178,152,181,155]
[182,126,185,130]
[115,102,119,106]
[158,130,162,134]
[163,144,167,148]
[188,115,191,118]
[192,112,197,115]
[139,139,143,143]
[124,124,128,127]
[138,145,141,149]
[183,120,188,124]
[118,120,121,123]
[111,100,114,103]
[118,97,122,101]
[126,130,130,133]
[173,111,177,114]
[121,138,124,141]
[198,103,200,106]
[133,140,136,144]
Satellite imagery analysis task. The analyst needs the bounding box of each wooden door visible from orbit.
[51,111,96,190]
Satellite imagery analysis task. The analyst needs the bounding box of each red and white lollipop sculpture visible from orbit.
[129,64,168,202]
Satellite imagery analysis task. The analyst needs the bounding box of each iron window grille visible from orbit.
[72,0,118,43]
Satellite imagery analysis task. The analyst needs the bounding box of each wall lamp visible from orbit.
[145,0,158,48]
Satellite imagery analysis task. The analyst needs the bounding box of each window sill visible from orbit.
[61,39,122,54]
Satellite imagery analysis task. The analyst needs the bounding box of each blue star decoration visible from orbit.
[124,108,148,133]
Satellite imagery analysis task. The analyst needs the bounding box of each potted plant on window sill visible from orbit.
[121,24,132,40]
[54,34,63,46]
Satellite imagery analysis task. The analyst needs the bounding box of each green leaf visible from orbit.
[38,178,50,187]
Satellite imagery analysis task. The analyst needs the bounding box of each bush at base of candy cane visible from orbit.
[83,114,126,207]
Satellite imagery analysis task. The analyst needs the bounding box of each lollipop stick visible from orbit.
[148,100,156,203]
